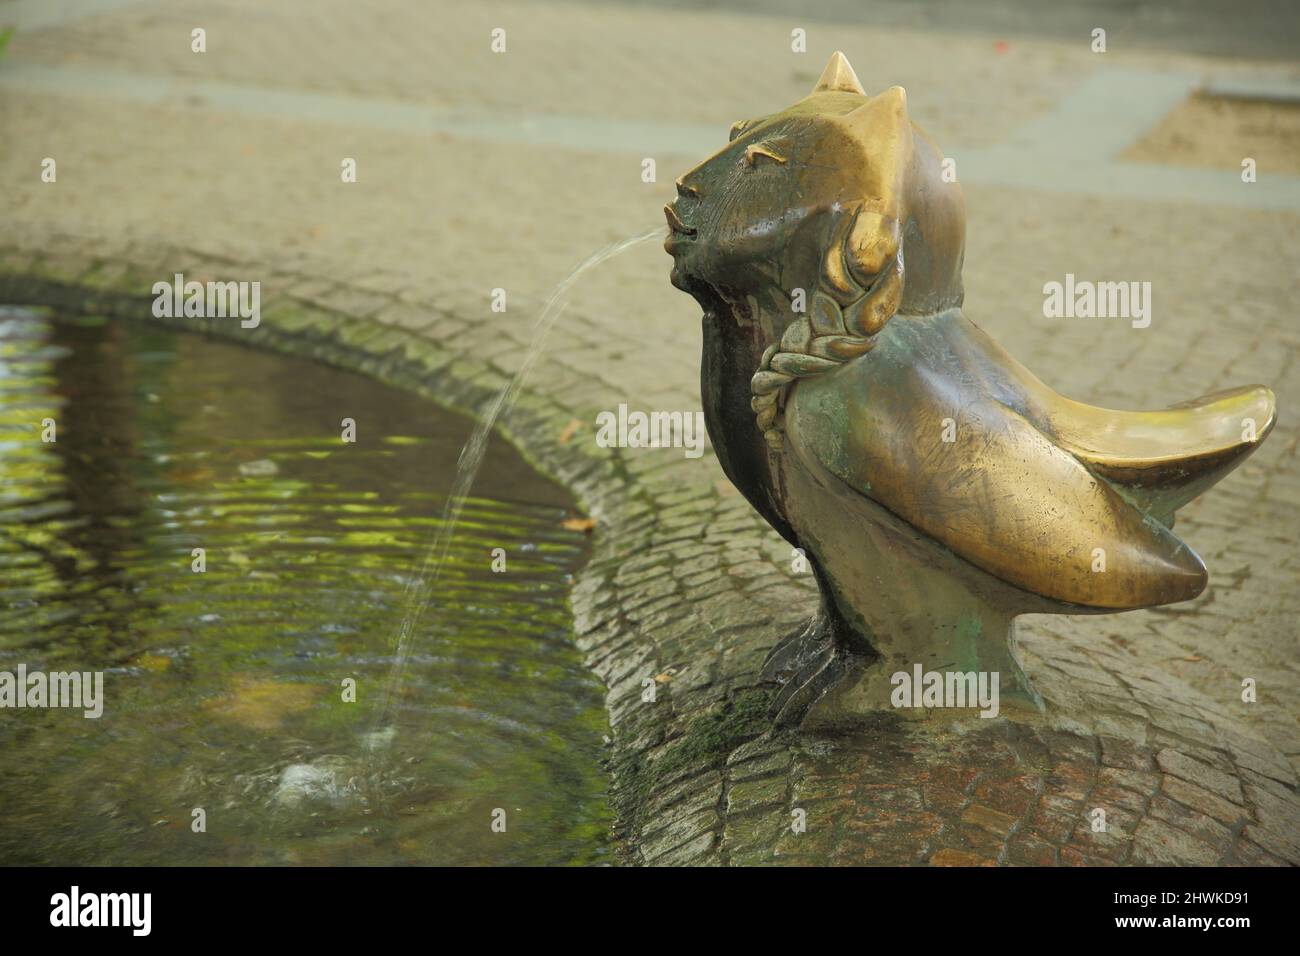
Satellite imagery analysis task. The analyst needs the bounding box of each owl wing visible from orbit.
[783,353,1208,610]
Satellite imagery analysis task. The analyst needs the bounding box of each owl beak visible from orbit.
[664,203,697,237]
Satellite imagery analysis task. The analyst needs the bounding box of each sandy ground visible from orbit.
[1125,92,1300,173]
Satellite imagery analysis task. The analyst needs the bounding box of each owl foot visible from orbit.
[759,618,818,684]
[760,611,871,728]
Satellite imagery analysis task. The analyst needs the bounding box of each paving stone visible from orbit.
[961,803,1020,836]
[1130,817,1222,866]
[1160,776,1249,826]
[726,776,788,816]
[1005,832,1058,866]
[727,750,793,784]
[1155,749,1245,804]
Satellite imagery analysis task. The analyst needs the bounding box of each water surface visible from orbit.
[0,308,611,866]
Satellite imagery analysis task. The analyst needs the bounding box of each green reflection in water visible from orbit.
[0,308,611,865]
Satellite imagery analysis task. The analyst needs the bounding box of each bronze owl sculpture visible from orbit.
[665,52,1276,726]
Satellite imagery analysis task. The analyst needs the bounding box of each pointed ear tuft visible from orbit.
[812,51,866,96]
[881,85,908,115]
[842,85,915,165]
[853,85,908,121]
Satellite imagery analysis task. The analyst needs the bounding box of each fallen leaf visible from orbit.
[558,418,584,445]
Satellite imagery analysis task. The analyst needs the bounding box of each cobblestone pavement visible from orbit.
[2,0,1297,865]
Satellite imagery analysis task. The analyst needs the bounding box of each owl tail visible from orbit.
[1050,384,1276,528]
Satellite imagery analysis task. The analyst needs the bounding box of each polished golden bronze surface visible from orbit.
[666,52,1277,724]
